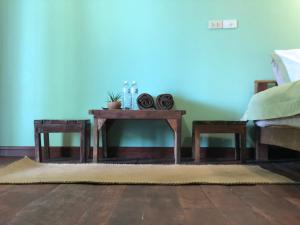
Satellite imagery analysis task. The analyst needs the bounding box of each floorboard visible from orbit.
[0,185,58,225]
[106,186,149,225]
[75,185,126,225]
[201,185,273,225]
[139,186,185,225]
[231,185,300,225]
[177,186,230,225]
[6,185,126,225]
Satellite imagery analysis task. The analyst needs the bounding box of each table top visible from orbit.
[89,109,186,119]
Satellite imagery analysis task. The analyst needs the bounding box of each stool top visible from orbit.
[34,120,90,124]
[193,120,247,125]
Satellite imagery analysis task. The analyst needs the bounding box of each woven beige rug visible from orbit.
[0,157,294,185]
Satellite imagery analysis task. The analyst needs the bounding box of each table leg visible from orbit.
[102,122,108,158]
[34,132,42,162]
[175,119,182,164]
[93,118,100,163]
[235,133,240,161]
[43,132,50,160]
[167,119,181,164]
[93,118,106,163]
[192,126,201,163]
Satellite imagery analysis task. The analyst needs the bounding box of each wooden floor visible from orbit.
[1,157,300,225]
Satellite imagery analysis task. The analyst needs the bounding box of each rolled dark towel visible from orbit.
[137,93,155,110]
[156,94,174,110]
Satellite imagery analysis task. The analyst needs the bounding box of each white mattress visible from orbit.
[256,114,300,128]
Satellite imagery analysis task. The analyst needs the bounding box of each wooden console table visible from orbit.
[89,110,186,164]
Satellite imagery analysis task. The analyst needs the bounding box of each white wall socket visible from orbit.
[223,20,238,29]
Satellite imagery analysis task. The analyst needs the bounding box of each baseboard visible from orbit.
[0,146,35,157]
[0,146,254,160]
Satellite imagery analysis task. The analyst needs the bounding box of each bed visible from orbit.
[253,80,300,160]
[243,49,300,161]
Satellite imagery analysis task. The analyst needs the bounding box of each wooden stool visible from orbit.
[192,121,247,163]
[34,120,91,163]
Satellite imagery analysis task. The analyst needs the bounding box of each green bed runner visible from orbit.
[242,80,300,120]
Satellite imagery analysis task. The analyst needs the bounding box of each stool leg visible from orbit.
[85,124,91,161]
[44,133,50,160]
[80,132,85,163]
[80,124,86,163]
[193,126,201,163]
[34,132,42,162]
[235,133,240,161]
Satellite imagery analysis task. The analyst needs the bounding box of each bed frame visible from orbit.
[255,80,300,160]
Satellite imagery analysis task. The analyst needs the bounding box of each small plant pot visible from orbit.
[108,101,121,110]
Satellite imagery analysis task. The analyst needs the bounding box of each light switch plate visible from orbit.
[208,20,223,29]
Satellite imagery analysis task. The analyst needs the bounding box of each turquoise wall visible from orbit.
[1,0,300,147]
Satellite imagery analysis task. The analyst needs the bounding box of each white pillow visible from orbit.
[271,54,290,85]
[274,49,300,83]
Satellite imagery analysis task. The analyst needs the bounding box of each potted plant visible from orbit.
[107,92,122,109]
